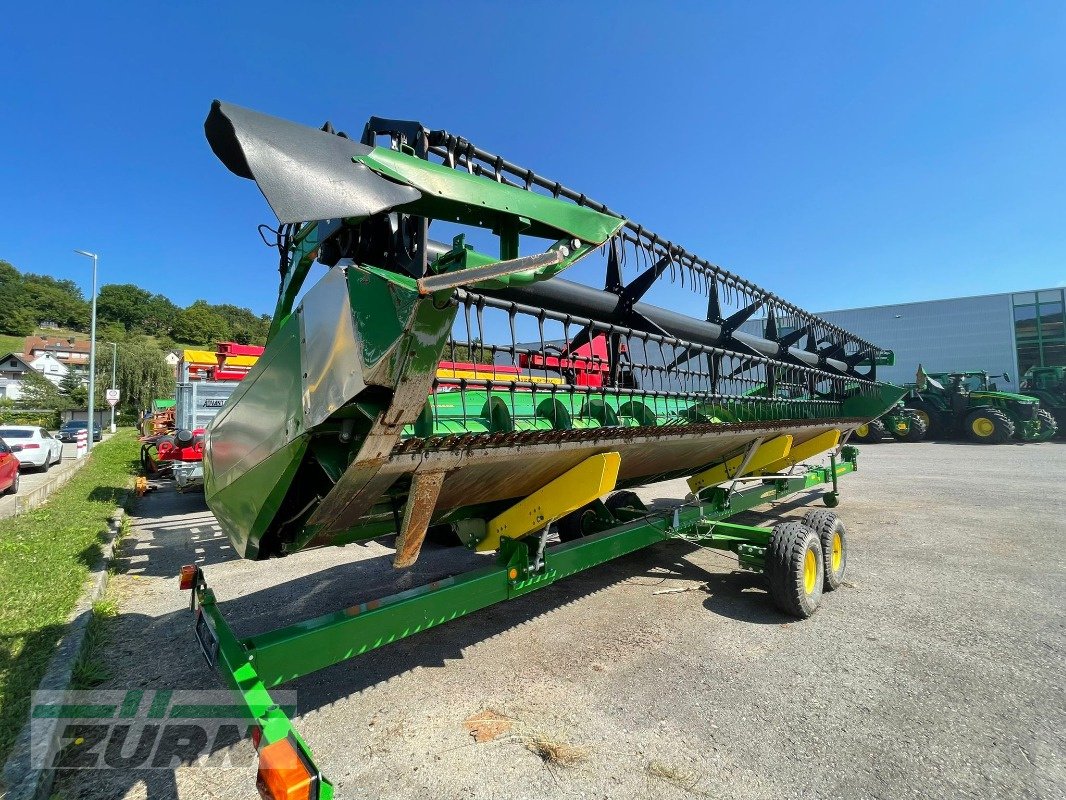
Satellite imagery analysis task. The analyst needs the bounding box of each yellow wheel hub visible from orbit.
[856,423,869,437]
[831,532,842,572]
[971,417,995,437]
[803,548,818,594]
[915,410,930,427]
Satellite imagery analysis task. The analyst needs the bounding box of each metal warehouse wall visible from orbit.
[741,294,1018,388]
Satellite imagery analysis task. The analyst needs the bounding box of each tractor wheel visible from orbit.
[604,490,645,520]
[1032,409,1059,441]
[802,510,847,591]
[557,502,601,542]
[765,522,823,618]
[908,404,938,437]
[853,419,886,443]
[964,408,1014,444]
[892,415,928,442]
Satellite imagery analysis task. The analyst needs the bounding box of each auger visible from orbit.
[182,101,904,798]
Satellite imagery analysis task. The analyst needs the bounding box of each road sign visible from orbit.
[106,388,121,407]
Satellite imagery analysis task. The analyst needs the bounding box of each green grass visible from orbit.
[0,430,139,763]
[0,333,24,356]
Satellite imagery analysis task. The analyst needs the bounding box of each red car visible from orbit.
[0,438,19,495]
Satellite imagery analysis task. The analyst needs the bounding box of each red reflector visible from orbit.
[256,739,315,800]
[179,565,198,590]
[22,444,40,449]
[251,725,262,750]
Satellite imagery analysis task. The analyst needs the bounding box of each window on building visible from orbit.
[1014,289,1066,374]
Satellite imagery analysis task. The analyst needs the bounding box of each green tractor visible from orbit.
[852,401,927,443]
[1021,366,1066,438]
[904,367,1057,444]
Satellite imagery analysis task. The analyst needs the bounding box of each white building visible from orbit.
[0,353,33,400]
[741,287,1065,387]
[28,353,69,386]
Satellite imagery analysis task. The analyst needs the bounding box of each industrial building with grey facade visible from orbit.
[746,287,1065,389]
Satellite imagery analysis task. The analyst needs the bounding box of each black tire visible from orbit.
[557,502,601,542]
[908,403,939,438]
[1032,408,1058,441]
[964,408,1014,444]
[802,510,847,591]
[765,522,823,618]
[604,490,644,519]
[852,419,886,443]
[891,414,927,442]
[424,523,461,546]
[40,457,51,473]
[6,471,19,496]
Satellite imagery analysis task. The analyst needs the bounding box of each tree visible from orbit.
[21,273,90,329]
[172,301,231,346]
[99,338,175,413]
[0,260,35,335]
[16,369,63,410]
[141,294,180,335]
[97,283,153,331]
[58,368,83,398]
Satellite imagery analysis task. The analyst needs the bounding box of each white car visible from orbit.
[0,426,64,472]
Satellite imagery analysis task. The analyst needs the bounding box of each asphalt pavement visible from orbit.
[55,441,1065,800]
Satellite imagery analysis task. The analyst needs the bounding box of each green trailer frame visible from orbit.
[182,449,857,799]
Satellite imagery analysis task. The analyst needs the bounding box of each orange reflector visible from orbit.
[256,739,315,800]
[179,565,198,590]
[507,568,518,580]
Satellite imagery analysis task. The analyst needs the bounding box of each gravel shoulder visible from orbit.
[57,441,1066,800]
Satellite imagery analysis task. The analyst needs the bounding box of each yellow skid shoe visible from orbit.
[758,429,841,475]
[687,435,793,493]
[477,452,621,552]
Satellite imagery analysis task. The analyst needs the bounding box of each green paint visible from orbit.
[190,456,853,792]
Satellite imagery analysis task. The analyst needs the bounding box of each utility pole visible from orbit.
[109,341,118,433]
[74,250,98,450]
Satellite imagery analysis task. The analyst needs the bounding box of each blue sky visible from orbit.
[2,1,1064,319]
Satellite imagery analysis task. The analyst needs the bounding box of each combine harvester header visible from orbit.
[183,100,905,798]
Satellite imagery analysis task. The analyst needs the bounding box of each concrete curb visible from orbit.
[1,458,89,521]
[1,500,128,800]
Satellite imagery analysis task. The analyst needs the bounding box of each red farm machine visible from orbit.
[139,342,264,489]
[176,101,906,798]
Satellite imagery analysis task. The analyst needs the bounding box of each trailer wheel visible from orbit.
[557,502,601,542]
[605,490,645,520]
[964,408,1014,444]
[802,510,847,590]
[424,523,461,546]
[765,522,823,618]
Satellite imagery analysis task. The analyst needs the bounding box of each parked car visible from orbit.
[0,426,64,472]
[57,420,102,443]
[0,438,19,495]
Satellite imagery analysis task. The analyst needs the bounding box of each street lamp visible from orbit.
[108,341,118,433]
[74,249,98,451]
